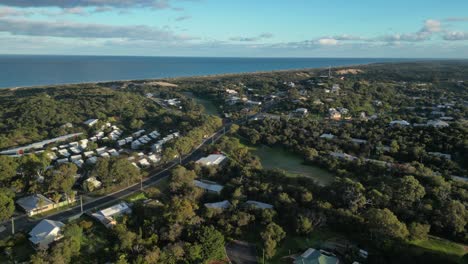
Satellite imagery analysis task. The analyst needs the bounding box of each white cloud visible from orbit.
[422,19,441,33]
[318,38,338,46]
[0,17,193,41]
[443,31,468,40]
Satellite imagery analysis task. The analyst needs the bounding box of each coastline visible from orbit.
[1,62,378,91]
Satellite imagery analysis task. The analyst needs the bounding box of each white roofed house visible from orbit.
[83,119,99,127]
[91,202,132,228]
[16,194,55,216]
[196,154,227,166]
[194,180,224,194]
[29,219,65,250]
[84,177,102,191]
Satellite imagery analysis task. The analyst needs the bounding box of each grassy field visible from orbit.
[183,92,221,116]
[409,236,468,263]
[249,144,335,186]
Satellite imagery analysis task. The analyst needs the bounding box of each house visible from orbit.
[320,133,335,139]
[328,108,341,120]
[131,140,142,150]
[151,142,163,152]
[331,84,341,93]
[350,138,367,145]
[56,158,69,165]
[96,147,107,155]
[194,180,224,194]
[389,120,410,126]
[245,200,274,209]
[84,177,102,190]
[148,154,161,163]
[69,146,81,154]
[17,194,55,216]
[225,88,238,94]
[108,149,119,157]
[138,158,151,167]
[204,200,231,210]
[83,151,94,158]
[86,156,98,165]
[83,119,99,127]
[196,154,227,166]
[70,155,82,161]
[330,152,357,161]
[91,202,132,228]
[428,152,452,160]
[132,130,146,138]
[427,119,449,128]
[149,130,160,139]
[294,248,340,264]
[294,108,309,117]
[29,219,65,250]
[58,149,70,157]
[73,159,84,168]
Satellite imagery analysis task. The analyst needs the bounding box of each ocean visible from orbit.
[0,55,412,88]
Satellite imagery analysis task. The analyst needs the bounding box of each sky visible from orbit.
[0,0,467,58]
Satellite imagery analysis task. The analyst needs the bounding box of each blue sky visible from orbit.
[0,0,467,57]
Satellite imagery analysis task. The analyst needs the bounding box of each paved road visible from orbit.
[0,125,229,238]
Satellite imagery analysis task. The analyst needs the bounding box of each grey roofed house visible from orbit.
[204,200,231,210]
[245,200,274,209]
[427,119,449,128]
[193,180,224,194]
[17,194,55,216]
[29,219,65,250]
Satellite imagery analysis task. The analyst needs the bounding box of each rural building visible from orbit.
[245,200,274,209]
[204,200,231,210]
[196,154,227,166]
[17,194,55,216]
[83,119,99,127]
[294,248,340,264]
[194,180,224,194]
[389,120,411,126]
[427,119,449,128]
[29,219,65,250]
[91,202,132,228]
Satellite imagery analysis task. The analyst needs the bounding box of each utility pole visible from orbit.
[140,175,143,191]
[262,248,265,264]
[328,65,331,78]
[80,195,83,213]
[11,217,14,235]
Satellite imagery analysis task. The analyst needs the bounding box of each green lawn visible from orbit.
[124,192,148,203]
[409,236,467,263]
[248,144,335,186]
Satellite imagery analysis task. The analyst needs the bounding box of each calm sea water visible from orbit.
[0,55,411,88]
